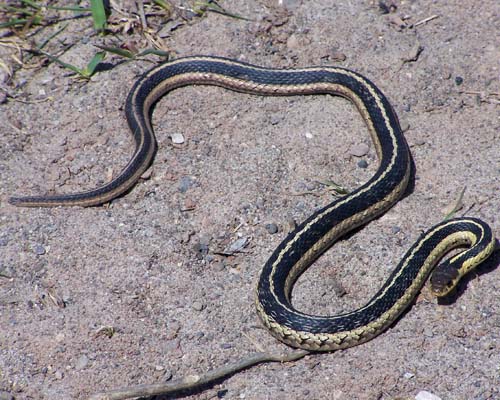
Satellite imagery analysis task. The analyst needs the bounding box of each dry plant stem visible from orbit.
[87,349,310,400]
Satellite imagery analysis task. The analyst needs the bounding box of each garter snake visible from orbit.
[9,56,496,350]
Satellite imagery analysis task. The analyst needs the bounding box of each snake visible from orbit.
[9,56,496,350]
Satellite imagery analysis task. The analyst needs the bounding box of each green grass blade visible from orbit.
[19,0,42,10]
[95,45,135,59]
[40,51,84,76]
[36,23,68,50]
[46,5,90,12]
[90,0,108,32]
[0,15,43,29]
[136,48,170,58]
[152,0,172,12]
[82,51,106,77]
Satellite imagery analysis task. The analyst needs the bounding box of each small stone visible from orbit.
[170,133,185,144]
[163,369,173,381]
[265,223,279,234]
[328,51,346,62]
[349,143,369,157]
[192,301,205,311]
[403,371,414,379]
[331,278,347,297]
[75,355,89,370]
[155,365,165,371]
[400,119,410,132]
[305,132,313,139]
[357,159,368,169]
[54,370,64,380]
[140,167,153,180]
[182,198,196,211]
[178,176,194,193]
[455,76,464,86]
[270,116,281,125]
[391,226,401,234]
[415,391,442,400]
[0,238,8,246]
[286,34,300,50]
[33,244,46,255]
[223,237,249,255]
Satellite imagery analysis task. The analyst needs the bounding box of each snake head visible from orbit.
[430,260,460,297]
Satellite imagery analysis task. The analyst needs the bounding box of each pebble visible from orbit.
[178,176,194,193]
[223,237,249,254]
[305,181,319,191]
[304,131,313,139]
[286,34,300,50]
[357,159,368,169]
[75,354,89,370]
[140,167,153,180]
[54,370,64,380]
[0,238,8,246]
[270,116,281,125]
[332,279,347,297]
[170,132,185,144]
[415,391,442,400]
[192,301,205,311]
[403,372,414,379]
[349,143,369,157]
[391,226,401,234]
[265,223,279,234]
[33,244,46,255]
[163,369,173,381]
[400,119,411,132]
[455,76,464,86]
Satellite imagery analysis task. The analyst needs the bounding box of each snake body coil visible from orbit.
[9,56,496,350]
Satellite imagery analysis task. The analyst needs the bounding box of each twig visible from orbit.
[87,349,310,400]
[414,14,439,27]
[443,186,466,220]
[136,0,147,29]
[459,90,500,105]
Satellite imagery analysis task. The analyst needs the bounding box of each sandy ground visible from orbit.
[1,1,500,399]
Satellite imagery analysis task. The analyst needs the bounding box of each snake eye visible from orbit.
[430,262,459,296]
